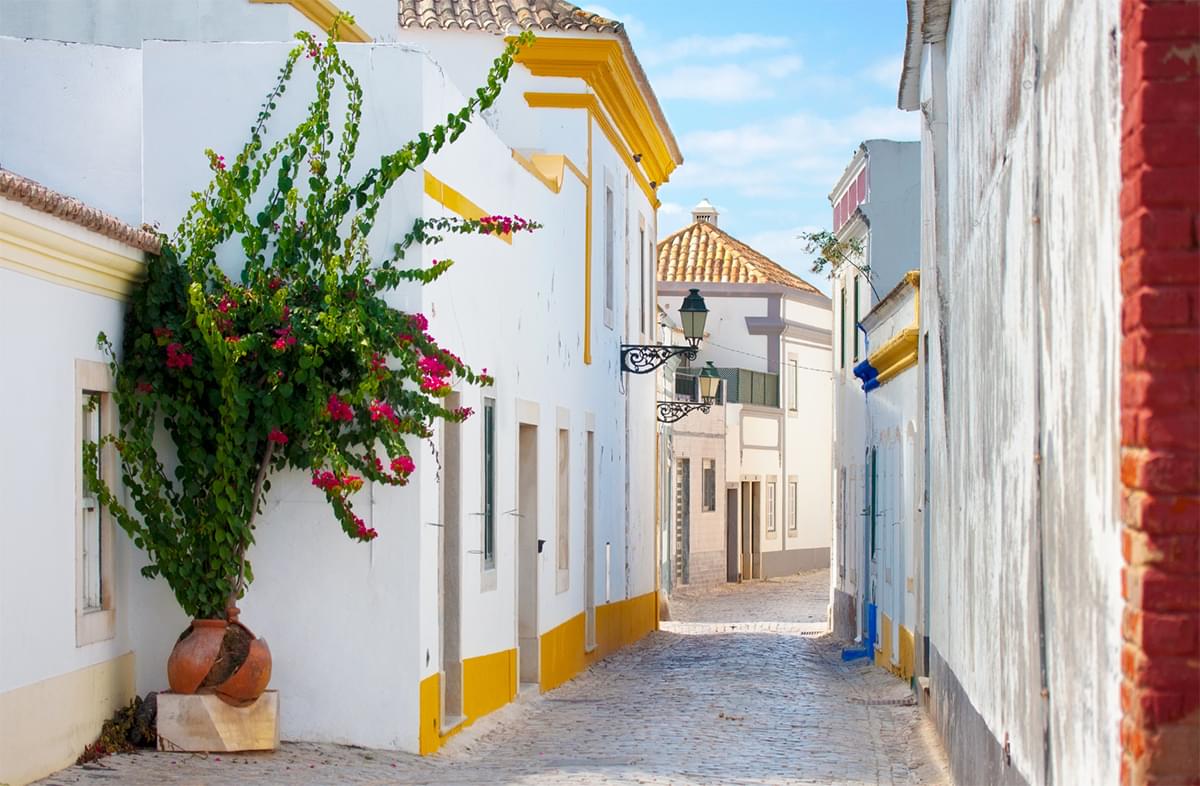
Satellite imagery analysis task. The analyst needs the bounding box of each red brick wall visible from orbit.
[1119,2,1200,784]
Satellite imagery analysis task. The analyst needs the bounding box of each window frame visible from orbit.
[766,481,777,533]
[701,458,716,512]
[76,359,116,646]
[556,427,570,592]
[482,397,496,571]
[603,182,615,328]
[788,480,798,532]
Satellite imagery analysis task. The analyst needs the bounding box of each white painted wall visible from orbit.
[1,25,660,754]
[0,37,143,226]
[918,2,1123,783]
[0,216,137,696]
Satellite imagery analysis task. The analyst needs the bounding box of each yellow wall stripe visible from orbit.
[423,170,512,245]
[417,591,658,755]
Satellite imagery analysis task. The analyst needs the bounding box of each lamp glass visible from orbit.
[679,288,709,345]
[699,362,720,403]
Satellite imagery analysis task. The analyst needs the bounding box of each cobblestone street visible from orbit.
[40,571,950,785]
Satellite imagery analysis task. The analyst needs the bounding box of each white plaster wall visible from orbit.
[0,0,316,48]
[0,258,136,695]
[0,37,143,226]
[783,338,833,552]
[922,2,1123,783]
[663,293,770,373]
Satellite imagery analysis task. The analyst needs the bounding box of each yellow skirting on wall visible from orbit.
[874,614,916,680]
[0,651,135,786]
[540,590,658,693]
[418,591,658,755]
[898,625,915,680]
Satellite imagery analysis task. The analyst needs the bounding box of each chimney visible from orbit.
[691,198,718,227]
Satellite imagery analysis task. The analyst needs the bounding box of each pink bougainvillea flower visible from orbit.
[370,353,387,372]
[391,455,415,476]
[217,294,236,313]
[267,429,289,445]
[409,312,428,332]
[136,381,154,394]
[369,399,399,426]
[268,276,283,290]
[152,326,172,340]
[165,342,193,370]
[418,355,450,379]
[452,406,474,420]
[326,394,354,422]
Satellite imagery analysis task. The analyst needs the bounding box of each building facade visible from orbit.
[891,0,1199,784]
[0,1,680,782]
[657,202,833,592]
[827,141,920,641]
[850,273,922,680]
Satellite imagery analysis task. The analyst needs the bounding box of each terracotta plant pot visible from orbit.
[166,610,271,706]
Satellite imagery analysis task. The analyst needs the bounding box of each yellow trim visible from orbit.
[0,652,135,786]
[462,647,518,722]
[868,327,919,385]
[875,612,894,672]
[249,0,371,41]
[539,590,657,692]
[898,625,915,680]
[423,170,512,245]
[584,119,593,364]
[511,38,678,188]
[510,151,589,194]
[418,648,518,755]
[865,271,921,386]
[524,92,659,209]
[0,209,146,300]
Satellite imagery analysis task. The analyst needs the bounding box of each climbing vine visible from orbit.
[84,20,538,620]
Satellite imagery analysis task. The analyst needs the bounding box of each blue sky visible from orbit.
[582,1,918,293]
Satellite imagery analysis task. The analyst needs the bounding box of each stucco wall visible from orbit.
[919,2,1123,784]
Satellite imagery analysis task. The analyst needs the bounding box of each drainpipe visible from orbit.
[842,326,877,662]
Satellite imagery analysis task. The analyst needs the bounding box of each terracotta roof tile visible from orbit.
[0,168,160,254]
[657,220,820,294]
[397,0,621,34]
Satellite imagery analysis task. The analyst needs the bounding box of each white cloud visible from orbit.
[639,33,791,66]
[659,201,685,216]
[652,55,803,102]
[862,55,903,89]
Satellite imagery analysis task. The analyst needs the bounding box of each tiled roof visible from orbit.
[0,168,161,254]
[398,0,621,34]
[657,220,820,294]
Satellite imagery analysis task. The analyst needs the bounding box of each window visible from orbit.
[702,459,716,512]
[852,275,861,362]
[557,427,570,591]
[787,358,799,411]
[639,220,647,336]
[604,185,614,325]
[482,398,496,569]
[767,482,777,533]
[788,481,798,531]
[839,283,847,369]
[76,360,115,645]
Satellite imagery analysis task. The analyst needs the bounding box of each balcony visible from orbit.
[676,367,778,408]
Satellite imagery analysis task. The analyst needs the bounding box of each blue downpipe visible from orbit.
[841,602,877,661]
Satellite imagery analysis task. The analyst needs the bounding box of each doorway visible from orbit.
[740,481,762,579]
[725,486,739,582]
[585,431,596,651]
[674,458,690,584]
[440,395,463,724]
[517,423,539,687]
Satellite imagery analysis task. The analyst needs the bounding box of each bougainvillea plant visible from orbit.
[83,19,538,621]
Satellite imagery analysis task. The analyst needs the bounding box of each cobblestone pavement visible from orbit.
[40,570,950,785]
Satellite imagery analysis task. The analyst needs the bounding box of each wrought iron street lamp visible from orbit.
[621,288,708,374]
[656,362,722,423]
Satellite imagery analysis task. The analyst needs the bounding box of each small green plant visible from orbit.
[799,229,867,277]
[84,20,538,620]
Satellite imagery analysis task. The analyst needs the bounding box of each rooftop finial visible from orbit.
[692,198,718,227]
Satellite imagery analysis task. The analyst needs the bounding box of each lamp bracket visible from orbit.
[620,344,698,374]
[656,400,712,424]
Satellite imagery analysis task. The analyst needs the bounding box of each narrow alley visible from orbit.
[40,572,950,786]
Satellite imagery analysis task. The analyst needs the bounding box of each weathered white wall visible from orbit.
[0,37,143,225]
[919,2,1123,784]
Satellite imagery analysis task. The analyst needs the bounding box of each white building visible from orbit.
[850,272,921,679]
[898,2,1124,784]
[657,202,833,589]
[0,1,680,782]
[826,140,920,641]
